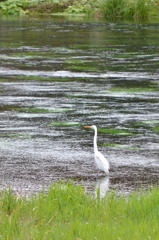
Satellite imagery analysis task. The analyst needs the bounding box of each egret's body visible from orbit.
[84,125,109,174]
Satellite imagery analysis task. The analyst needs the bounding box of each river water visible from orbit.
[0,16,159,197]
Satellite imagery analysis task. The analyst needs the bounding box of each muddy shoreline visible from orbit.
[1,148,158,197]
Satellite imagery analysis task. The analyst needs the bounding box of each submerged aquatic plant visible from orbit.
[152,126,159,133]
[109,86,159,93]
[14,107,73,114]
[49,121,82,127]
[98,127,133,136]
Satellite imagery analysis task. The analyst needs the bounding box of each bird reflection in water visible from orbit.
[95,176,109,198]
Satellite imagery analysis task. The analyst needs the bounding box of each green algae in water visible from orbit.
[49,122,82,127]
[100,143,144,150]
[14,107,73,114]
[134,120,159,127]
[16,75,61,82]
[67,65,98,72]
[113,52,139,58]
[0,133,31,139]
[100,143,126,148]
[152,126,159,133]
[66,59,98,72]
[98,128,133,136]
[109,87,159,93]
[0,79,7,82]
[15,75,89,83]
[133,120,159,133]
[66,59,88,64]
[10,51,57,59]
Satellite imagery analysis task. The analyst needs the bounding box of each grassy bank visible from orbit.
[0,0,159,20]
[0,182,159,239]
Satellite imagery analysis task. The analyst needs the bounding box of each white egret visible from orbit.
[84,125,109,175]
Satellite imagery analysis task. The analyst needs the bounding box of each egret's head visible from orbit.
[84,125,97,131]
[84,125,92,129]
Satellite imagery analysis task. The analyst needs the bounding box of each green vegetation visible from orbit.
[0,0,26,15]
[0,132,28,138]
[101,143,126,148]
[15,75,66,82]
[98,127,133,136]
[0,182,159,239]
[0,79,7,82]
[49,121,82,127]
[153,126,159,132]
[14,107,74,113]
[101,0,150,20]
[67,65,98,72]
[0,106,74,113]
[65,0,101,15]
[109,86,159,93]
[134,120,159,127]
[101,143,145,150]
[0,0,159,20]
[65,59,99,72]
[133,120,159,133]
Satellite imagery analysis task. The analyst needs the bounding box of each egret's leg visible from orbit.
[96,170,99,179]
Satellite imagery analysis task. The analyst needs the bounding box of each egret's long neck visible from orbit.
[93,127,98,153]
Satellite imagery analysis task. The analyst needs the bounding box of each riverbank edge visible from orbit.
[0,0,159,22]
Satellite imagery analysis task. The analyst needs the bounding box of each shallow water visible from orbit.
[0,16,159,197]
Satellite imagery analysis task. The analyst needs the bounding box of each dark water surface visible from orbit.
[0,16,159,196]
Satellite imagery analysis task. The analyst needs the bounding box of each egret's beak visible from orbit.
[84,126,92,129]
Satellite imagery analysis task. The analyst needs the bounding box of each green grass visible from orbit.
[101,0,150,20]
[0,182,159,239]
[1,0,159,21]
